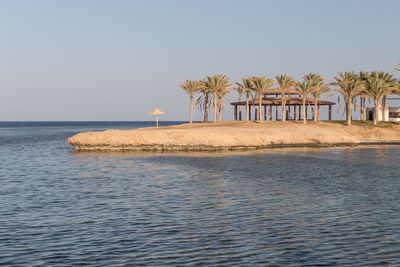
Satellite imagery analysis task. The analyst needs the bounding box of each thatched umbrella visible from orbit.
[146,107,166,128]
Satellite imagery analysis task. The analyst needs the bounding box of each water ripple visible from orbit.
[1,122,400,265]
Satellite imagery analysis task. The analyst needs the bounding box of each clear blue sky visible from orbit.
[1,0,399,121]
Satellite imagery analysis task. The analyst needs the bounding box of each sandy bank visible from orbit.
[67,121,400,151]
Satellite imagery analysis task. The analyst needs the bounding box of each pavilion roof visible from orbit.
[231,96,335,106]
[264,89,300,95]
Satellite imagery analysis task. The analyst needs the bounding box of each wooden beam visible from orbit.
[234,105,238,121]
[269,104,272,120]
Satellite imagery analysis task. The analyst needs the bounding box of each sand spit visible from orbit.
[67,121,400,151]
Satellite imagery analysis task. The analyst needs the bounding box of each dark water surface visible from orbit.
[1,122,400,266]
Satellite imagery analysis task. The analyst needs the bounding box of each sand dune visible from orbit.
[67,121,400,151]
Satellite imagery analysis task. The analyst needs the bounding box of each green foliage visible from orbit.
[275,74,295,96]
[180,65,400,124]
[303,73,331,99]
[196,79,211,112]
[295,80,314,97]
[206,74,231,94]
[303,73,324,86]
[179,79,202,96]
[250,76,275,95]
[235,78,254,97]
[360,71,397,99]
[331,72,362,103]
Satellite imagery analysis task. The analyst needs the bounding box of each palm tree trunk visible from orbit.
[238,96,242,120]
[318,104,321,120]
[189,95,193,124]
[204,93,209,122]
[213,93,217,123]
[360,97,364,120]
[346,98,352,126]
[374,98,379,125]
[245,92,249,121]
[302,97,307,124]
[282,96,286,121]
[382,95,387,121]
[259,94,262,122]
[363,98,367,120]
[314,98,318,122]
[218,98,222,121]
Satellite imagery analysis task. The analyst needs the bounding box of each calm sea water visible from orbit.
[1,121,400,266]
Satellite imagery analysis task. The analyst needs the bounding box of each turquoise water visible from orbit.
[1,122,400,266]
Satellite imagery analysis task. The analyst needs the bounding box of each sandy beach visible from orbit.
[67,121,400,151]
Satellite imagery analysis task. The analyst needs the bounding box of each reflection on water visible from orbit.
[1,122,400,266]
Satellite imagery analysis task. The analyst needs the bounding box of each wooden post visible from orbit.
[288,105,291,120]
[299,105,302,120]
[318,104,320,121]
[286,105,289,120]
[329,105,332,121]
[294,104,298,121]
[264,105,267,121]
[276,105,278,121]
[298,105,301,120]
[239,107,242,120]
[249,105,251,121]
[269,104,272,121]
[234,105,238,121]
[305,105,308,120]
[254,106,257,121]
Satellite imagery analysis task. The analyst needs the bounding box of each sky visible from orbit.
[0,0,399,121]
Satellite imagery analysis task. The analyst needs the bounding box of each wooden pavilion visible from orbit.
[231,89,335,121]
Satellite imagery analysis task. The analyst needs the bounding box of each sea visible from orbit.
[1,121,400,266]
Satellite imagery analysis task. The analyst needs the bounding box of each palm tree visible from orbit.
[358,93,369,121]
[361,71,397,125]
[330,72,362,126]
[205,74,231,123]
[275,74,295,121]
[216,86,232,121]
[304,74,330,121]
[295,80,315,124]
[303,73,324,121]
[357,73,369,121]
[196,79,211,122]
[312,84,331,121]
[234,84,245,120]
[396,80,400,94]
[235,78,253,121]
[250,76,275,122]
[179,80,202,124]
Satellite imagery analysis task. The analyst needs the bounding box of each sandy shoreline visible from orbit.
[66,121,400,151]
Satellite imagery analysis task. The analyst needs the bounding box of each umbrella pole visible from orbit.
[156,115,159,128]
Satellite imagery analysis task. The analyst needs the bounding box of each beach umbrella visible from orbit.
[146,107,166,128]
